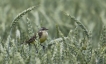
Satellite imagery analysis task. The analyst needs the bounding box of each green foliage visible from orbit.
[0,0,106,64]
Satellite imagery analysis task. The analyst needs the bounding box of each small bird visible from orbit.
[25,27,48,44]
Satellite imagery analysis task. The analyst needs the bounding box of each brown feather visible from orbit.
[25,34,36,44]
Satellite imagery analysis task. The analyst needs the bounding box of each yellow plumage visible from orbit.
[40,30,48,43]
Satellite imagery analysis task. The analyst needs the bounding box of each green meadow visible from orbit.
[0,0,106,64]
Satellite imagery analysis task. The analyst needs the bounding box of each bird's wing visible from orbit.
[26,34,36,44]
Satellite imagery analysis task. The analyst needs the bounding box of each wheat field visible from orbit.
[0,0,106,64]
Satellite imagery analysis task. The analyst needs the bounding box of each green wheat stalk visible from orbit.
[9,5,39,39]
[64,13,90,39]
[6,5,39,63]
[11,5,39,28]
[26,18,34,37]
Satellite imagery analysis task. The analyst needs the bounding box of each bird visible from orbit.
[25,27,48,44]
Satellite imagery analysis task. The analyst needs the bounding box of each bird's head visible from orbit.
[40,27,48,31]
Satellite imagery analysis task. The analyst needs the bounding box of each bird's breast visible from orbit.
[40,31,48,43]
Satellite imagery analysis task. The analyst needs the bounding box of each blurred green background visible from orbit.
[0,0,106,48]
[0,0,106,64]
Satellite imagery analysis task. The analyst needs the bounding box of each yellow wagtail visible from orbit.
[25,27,48,44]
